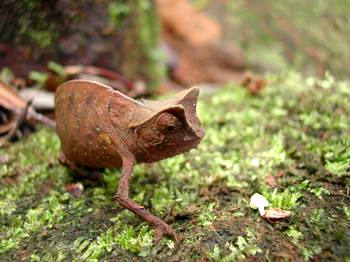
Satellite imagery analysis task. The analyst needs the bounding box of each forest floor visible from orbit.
[0,72,349,261]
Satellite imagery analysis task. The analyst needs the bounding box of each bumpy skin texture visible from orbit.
[55,80,204,243]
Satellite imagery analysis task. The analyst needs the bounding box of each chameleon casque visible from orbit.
[55,80,204,243]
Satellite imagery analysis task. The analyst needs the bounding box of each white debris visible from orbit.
[250,193,269,216]
[250,158,260,167]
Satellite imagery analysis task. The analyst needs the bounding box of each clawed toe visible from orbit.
[164,225,178,242]
[154,225,165,244]
[153,221,178,244]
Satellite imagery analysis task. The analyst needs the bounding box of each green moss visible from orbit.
[0,192,67,254]
[261,188,302,210]
[212,229,263,261]
[1,72,350,260]
[343,206,350,220]
[108,1,131,28]
[286,226,304,245]
[75,219,153,259]
[0,0,59,47]
[198,203,217,227]
[136,0,166,89]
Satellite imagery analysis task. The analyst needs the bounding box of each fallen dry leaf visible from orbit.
[157,0,246,86]
[0,80,55,146]
[64,65,142,96]
[65,183,84,198]
[157,0,222,46]
[0,80,55,126]
[240,72,267,94]
[262,208,291,220]
[19,89,55,110]
[19,88,55,110]
[265,174,278,187]
[0,80,27,112]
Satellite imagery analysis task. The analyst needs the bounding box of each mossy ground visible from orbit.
[0,72,349,261]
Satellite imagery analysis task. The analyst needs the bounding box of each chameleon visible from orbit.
[55,80,204,243]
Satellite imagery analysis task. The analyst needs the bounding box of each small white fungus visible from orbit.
[250,193,269,216]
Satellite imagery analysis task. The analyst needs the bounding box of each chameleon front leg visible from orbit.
[114,156,178,244]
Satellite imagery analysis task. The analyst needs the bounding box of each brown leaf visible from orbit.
[0,80,56,147]
[240,72,267,94]
[64,65,139,96]
[65,183,84,198]
[19,89,55,110]
[157,0,246,86]
[0,80,27,113]
[262,208,291,220]
[0,80,55,128]
[265,174,278,188]
[157,0,222,46]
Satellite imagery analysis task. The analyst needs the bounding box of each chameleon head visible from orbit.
[132,87,204,163]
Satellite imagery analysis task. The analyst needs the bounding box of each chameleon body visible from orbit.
[55,80,204,242]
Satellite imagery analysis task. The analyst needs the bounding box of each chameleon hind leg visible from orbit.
[113,156,178,244]
[59,152,103,182]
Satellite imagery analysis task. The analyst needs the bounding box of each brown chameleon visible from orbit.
[55,80,204,243]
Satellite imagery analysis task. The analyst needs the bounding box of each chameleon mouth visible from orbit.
[193,126,205,139]
[183,126,204,142]
[182,113,204,139]
[183,106,205,140]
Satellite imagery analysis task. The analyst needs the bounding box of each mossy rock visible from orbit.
[1,72,349,261]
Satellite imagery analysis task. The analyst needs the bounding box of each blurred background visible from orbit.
[1,2,350,260]
[0,0,349,139]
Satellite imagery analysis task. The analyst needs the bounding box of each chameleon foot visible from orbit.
[154,220,178,244]
[114,194,178,243]
[59,152,103,182]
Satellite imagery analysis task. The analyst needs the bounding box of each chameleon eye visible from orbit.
[156,113,180,132]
